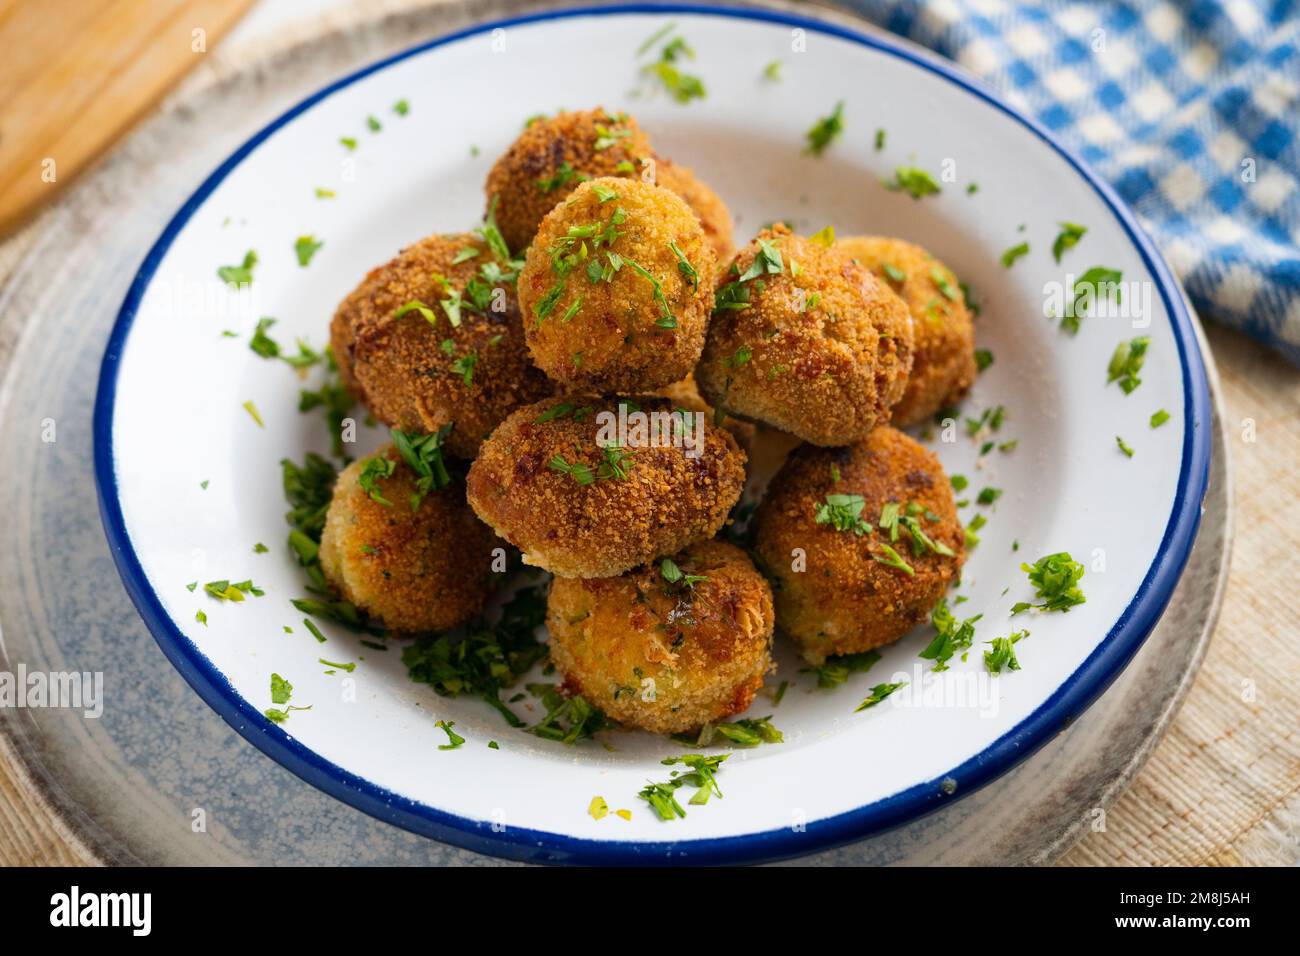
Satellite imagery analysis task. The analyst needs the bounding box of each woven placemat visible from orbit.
[0,0,1294,867]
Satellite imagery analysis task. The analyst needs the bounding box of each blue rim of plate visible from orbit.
[93,2,1211,865]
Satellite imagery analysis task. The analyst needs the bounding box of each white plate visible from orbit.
[94,3,1211,864]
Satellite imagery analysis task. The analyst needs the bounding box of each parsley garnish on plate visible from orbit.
[1012,552,1086,614]
[435,720,465,750]
[402,584,551,728]
[1150,408,1170,428]
[527,684,615,744]
[763,59,782,81]
[294,235,324,267]
[805,650,880,689]
[1116,435,1135,458]
[265,672,310,723]
[1052,222,1087,262]
[1000,242,1029,268]
[249,317,323,369]
[1107,336,1150,393]
[920,599,981,671]
[883,166,941,199]
[217,249,257,286]
[641,30,706,103]
[639,754,728,821]
[985,630,1029,674]
[673,716,783,748]
[1062,266,1123,334]
[804,101,845,156]
[855,681,906,712]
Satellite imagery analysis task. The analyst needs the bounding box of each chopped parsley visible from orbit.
[674,716,783,748]
[875,128,886,151]
[763,59,782,81]
[815,493,871,535]
[884,166,941,199]
[217,249,257,286]
[527,684,615,744]
[435,720,465,750]
[976,487,1002,506]
[660,557,708,588]
[1012,552,1086,614]
[1107,336,1150,394]
[807,650,880,689]
[668,240,699,292]
[357,454,397,506]
[391,425,453,511]
[549,454,596,485]
[249,317,323,369]
[643,32,706,103]
[1001,242,1030,268]
[872,542,914,575]
[639,754,727,821]
[339,136,357,151]
[1150,408,1170,428]
[1052,222,1087,262]
[985,630,1029,674]
[1063,266,1123,334]
[975,348,994,372]
[393,99,410,116]
[402,584,550,727]
[1116,435,1135,458]
[856,681,906,712]
[920,599,981,671]
[294,235,323,267]
[804,101,845,156]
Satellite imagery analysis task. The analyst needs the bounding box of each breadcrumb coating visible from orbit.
[547,540,774,733]
[752,427,964,664]
[518,177,716,392]
[485,109,653,253]
[837,236,976,426]
[465,395,747,578]
[330,233,551,459]
[319,446,499,634]
[696,224,914,447]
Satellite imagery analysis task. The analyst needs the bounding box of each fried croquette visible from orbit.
[653,155,734,261]
[547,540,774,733]
[319,445,499,634]
[465,395,746,578]
[752,426,964,664]
[485,109,653,253]
[837,236,976,426]
[518,177,717,392]
[330,232,551,459]
[696,224,914,447]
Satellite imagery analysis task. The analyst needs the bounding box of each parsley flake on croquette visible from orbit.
[815,493,872,535]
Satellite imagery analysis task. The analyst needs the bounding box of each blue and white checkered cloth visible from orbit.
[841,0,1300,365]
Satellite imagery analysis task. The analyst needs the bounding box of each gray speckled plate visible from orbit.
[0,0,1230,865]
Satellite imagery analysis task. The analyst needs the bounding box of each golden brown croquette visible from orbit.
[465,395,746,578]
[518,177,716,393]
[752,427,964,664]
[653,155,734,261]
[696,224,914,447]
[319,445,499,634]
[837,236,976,426]
[485,109,653,253]
[330,232,552,459]
[546,540,774,733]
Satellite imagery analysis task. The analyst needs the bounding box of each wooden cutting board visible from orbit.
[0,0,252,237]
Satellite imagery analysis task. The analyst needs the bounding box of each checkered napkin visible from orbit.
[838,0,1300,365]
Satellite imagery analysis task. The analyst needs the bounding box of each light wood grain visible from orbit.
[0,0,252,237]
